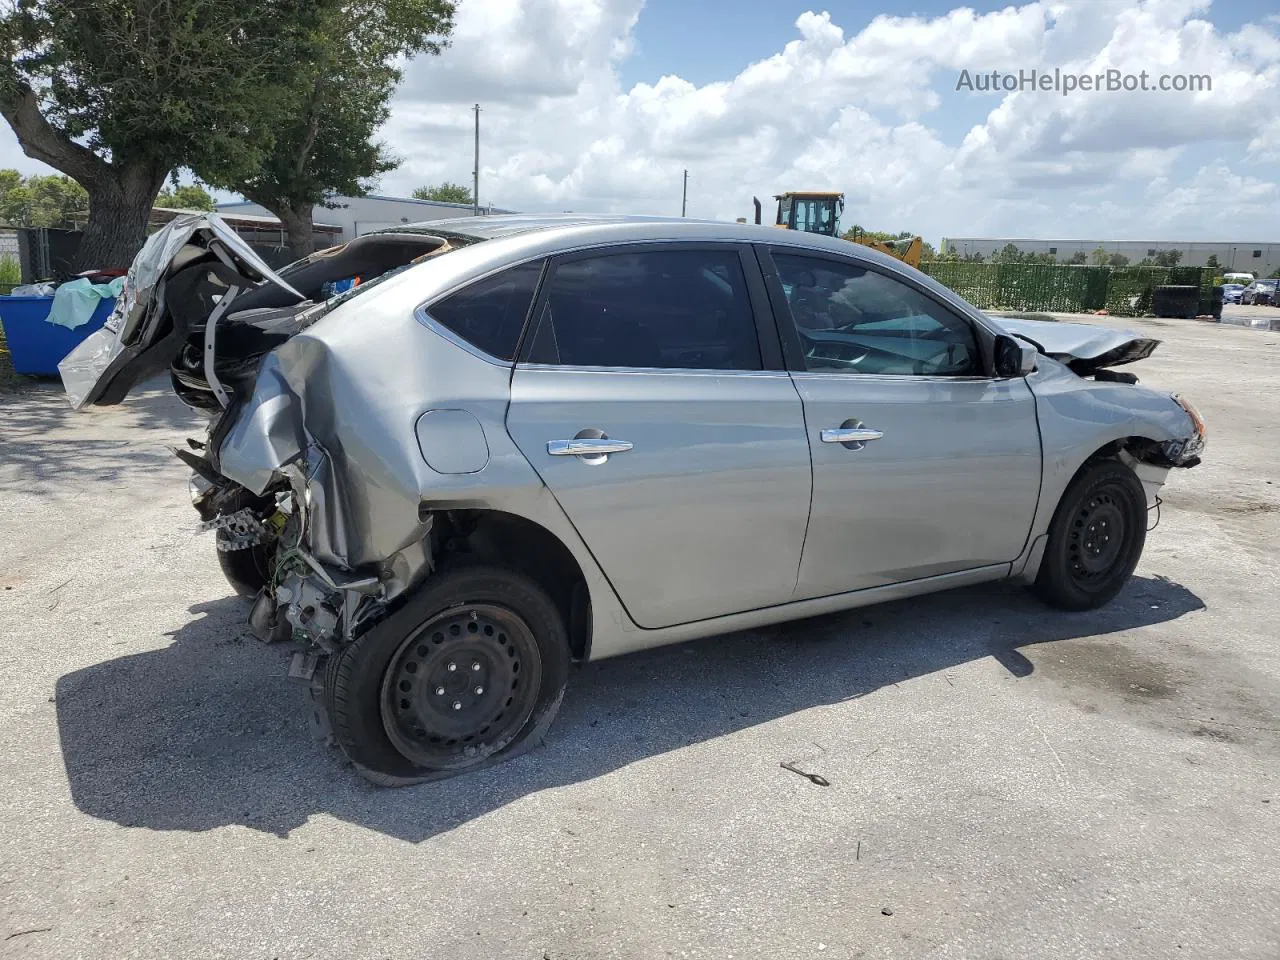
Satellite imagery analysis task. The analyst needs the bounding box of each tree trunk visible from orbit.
[75,164,168,273]
[274,202,317,260]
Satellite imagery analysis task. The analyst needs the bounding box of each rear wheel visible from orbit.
[1032,459,1147,611]
[216,540,273,599]
[324,566,570,785]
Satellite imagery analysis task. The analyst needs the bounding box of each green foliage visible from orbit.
[1135,249,1183,268]
[155,183,215,211]
[921,262,1214,317]
[842,224,900,244]
[1269,268,1280,279]
[0,0,325,266]
[1088,246,1110,266]
[923,261,1110,313]
[0,169,88,226]
[1107,252,1130,267]
[198,0,456,256]
[1066,250,1088,264]
[0,253,20,286]
[414,182,474,204]
[1205,254,1220,270]
[0,1,314,178]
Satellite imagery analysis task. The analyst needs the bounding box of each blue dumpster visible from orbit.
[0,296,116,376]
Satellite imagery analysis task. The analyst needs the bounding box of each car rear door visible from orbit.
[505,242,812,629]
[759,246,1042,599]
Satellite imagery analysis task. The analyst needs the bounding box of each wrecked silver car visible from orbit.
[60,214,1205,784]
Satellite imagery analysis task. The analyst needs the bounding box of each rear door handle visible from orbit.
[547,438,634,456]
[820,427,883,444]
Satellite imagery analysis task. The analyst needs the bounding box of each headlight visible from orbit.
[1160,394,1206,464]
[1174,394,1206,440]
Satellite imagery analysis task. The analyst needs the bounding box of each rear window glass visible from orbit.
[426,260,544,361]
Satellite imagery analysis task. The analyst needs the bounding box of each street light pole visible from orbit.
[472,104,480,217]
[681,169,688,217]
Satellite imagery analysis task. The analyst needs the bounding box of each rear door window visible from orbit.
[426,260,544,361]
[525,248,763,370]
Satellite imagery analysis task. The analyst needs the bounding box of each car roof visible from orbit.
[384,213,899,262]
[386,213,725,242]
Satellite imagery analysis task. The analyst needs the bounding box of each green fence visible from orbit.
[920,262,1215,317]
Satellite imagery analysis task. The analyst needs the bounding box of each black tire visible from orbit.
[324,566,570,786]
[216,541,274,599]
[1032,459,1147,611]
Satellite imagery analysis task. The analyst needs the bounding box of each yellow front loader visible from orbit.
[750,192,923,269]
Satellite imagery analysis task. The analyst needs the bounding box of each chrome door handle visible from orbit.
[821,427,883,444]
[547,438,634,456]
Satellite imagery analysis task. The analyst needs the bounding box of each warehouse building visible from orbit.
[940,237,1279,277]
[216,193,517,245]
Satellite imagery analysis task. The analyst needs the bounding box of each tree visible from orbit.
[1153,249,1183,268]
[199,1,455,258]
[1066,250,1088,264]
[0,169,88,227]
[1108,253,1130,267]
[156,183,216,212]
[414,182,473,204]
[991,242,1026,263]
[0,0,313,270]
[1089,246,1111,266]
[1205,254,1220,270]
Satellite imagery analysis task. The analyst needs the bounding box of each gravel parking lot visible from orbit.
[1,312,1277,959]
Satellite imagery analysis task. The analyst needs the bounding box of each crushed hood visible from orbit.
[990,316,1160,373]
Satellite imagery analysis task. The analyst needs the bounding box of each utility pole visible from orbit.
[472,104,480,217]
[681,169,688,217]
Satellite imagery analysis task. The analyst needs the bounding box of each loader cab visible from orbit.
[775,192,844,237]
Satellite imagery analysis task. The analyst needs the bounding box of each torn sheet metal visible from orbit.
[58,214,302,409]
[990,316,1160,372]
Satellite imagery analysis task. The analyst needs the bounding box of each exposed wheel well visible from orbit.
[432,510,591,661]
[1082,435,1168,470]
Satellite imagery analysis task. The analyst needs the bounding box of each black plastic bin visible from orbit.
[1152,284,1200,319]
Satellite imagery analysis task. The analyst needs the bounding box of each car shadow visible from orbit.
[55,574,1204,841]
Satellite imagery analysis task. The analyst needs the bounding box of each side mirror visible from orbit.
[994,334,1037,378]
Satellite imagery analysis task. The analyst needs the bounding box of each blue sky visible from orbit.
[2,0,1277,241]
[624,0,1268,88]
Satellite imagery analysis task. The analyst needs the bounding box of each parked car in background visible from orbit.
[1222,283,1245,304]
[58,214,1207,786]
[1241,280,1278,306]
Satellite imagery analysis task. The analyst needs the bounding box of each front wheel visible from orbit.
[1032,459,1148,611]
[324,566,570,785]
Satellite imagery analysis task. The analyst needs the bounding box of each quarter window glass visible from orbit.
[526,250,762,370]
[427,260,543,361]
[773,253,980,376]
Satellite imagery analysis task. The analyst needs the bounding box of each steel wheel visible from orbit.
[379,603,543,771]
[1031,459,1147,612]
[1066,486,1128,590]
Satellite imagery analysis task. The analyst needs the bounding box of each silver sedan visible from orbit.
[60,214,1206,784]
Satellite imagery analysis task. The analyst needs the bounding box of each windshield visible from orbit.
[791,198,840,235]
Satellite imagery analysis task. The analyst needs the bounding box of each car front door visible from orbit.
[505,243,812,629]
[760,247,1042,599]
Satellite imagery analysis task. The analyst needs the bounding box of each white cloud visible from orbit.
[3,0,1278,241]
[377,0,1280,240]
